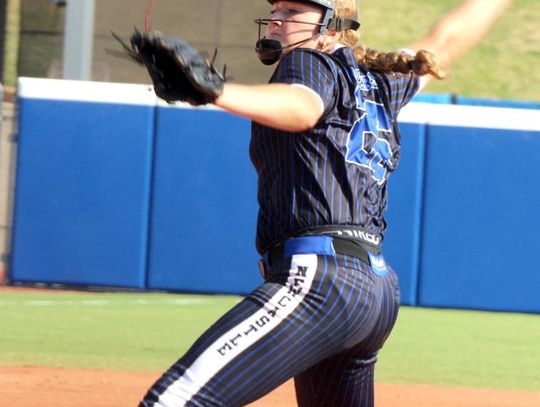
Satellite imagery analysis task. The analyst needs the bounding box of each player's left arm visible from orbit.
[214,82,324,133]
[407,0,513,90]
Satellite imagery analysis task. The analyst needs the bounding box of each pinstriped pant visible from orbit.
[139,252,400,406]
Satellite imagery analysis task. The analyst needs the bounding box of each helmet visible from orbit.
[265,0,360,33]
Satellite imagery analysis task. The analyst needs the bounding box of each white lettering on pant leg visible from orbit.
[155,254,318,406]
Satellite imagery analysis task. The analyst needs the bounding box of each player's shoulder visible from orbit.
[359,65,419,93]
[360,68,420,118]
[285,47,330,58]
[356,62,412,81]
[280,47,339,70]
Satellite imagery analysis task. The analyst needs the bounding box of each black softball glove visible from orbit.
[111,29,226,105]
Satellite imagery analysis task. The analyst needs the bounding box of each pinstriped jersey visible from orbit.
[249,46,419,254]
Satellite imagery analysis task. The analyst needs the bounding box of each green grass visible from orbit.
[360,0,540,102]
[378,307,540,391]
[0,291,241,371]
[1,290,539,392]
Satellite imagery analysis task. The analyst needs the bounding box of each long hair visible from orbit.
[333,0,446,79]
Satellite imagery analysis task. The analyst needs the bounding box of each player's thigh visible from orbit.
[142,255,337,406]
[294,349,377,407]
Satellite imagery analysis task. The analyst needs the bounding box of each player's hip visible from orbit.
[261,233,396,282]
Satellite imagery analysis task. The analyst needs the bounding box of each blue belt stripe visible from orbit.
[283,235,336,257]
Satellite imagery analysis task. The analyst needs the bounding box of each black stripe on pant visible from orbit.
[139,252,400,407]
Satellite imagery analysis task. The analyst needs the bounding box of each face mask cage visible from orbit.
[254,17,328,43]
[254,18,327,66]
[254,3,336,36]
[253,3,360,65]
[262,0,360,30]
[254,6,360,41]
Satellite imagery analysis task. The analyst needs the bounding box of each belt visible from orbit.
[263,235,380,268]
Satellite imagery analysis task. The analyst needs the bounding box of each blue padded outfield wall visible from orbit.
[390,104,540,313]
[11,78,262,293]
[147,107,259,294]
[10,78,540,313]
[11,79,156,288]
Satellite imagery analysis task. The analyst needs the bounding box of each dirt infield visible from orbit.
[1,365,539,407]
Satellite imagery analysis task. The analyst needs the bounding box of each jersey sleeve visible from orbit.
[270,48,336,114]
[376,72,420,120]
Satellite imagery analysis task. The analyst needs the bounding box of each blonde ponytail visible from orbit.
[352,46,446,79]
[334,0,446,79]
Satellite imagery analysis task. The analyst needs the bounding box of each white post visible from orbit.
[62,0,95,80]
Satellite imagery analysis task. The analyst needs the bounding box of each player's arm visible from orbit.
[214,82,324,132]
[408,0,512,89]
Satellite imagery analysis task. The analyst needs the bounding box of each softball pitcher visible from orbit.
[139,0,511,405]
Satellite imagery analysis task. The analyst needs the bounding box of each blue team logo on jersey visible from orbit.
[352,69,379,93]
[345,100,394,184]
